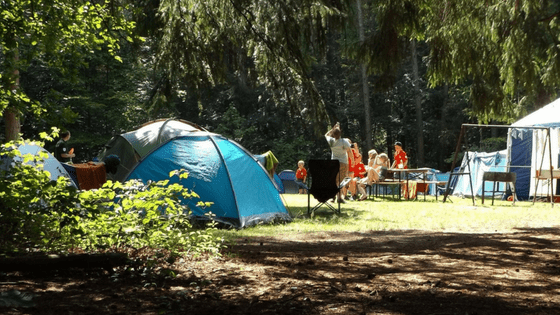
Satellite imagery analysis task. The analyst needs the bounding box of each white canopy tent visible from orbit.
[507,98,560,201]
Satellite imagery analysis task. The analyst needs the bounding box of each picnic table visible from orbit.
[374,168,432,200]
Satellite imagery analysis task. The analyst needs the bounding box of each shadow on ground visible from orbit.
[1,228,559,314]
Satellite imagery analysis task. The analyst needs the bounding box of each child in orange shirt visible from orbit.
[296,160,307,194]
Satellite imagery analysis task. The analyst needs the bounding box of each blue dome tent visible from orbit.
[98,119,291,228]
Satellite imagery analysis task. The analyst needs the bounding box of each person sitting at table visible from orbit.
[373,153,391,181]
[360,151,390,184]
[362,150,378,184]
[391,141,408,169]
[55,130,75,163]
[357,151,391,200]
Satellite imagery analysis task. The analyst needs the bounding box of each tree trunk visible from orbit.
[3,46,21,142]
[356,0,372,151]
[439,83,449,170]
[411,39,424,166]
[4,107,21,142]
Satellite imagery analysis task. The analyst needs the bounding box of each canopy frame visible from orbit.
[443,123,555,206]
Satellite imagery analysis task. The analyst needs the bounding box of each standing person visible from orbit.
[349,152,366,200]
[391,141,408,169]
[54,131,75,163]
[346,141,354,199]
[296,160,307,194]
[346,141,356,181]
[325,122,353,203]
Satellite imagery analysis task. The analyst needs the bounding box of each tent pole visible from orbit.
[548,128,555,206]
[443,124,465,203]
[207,135,243,224]
[466,151,475,206]
[157,119,174,144]
[533,130,544,205]
[506,128,515,201]
[506,128,512,173]
[533,129,554,206]
[464,131,475,206]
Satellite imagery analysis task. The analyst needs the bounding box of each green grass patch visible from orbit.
[217,194,560,240]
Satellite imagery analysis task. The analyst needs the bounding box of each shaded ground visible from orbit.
[1,228,560,314]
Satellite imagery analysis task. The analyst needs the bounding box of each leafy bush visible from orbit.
[77,175,223,256]
[0,137,223,258]
[0,140,82,253]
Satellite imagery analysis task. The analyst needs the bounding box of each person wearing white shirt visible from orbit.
[325,122,353,203]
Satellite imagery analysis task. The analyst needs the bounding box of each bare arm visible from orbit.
[347,147,355,166]
[325,122,339,137]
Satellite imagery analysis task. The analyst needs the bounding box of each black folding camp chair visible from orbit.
[307,159,351,215]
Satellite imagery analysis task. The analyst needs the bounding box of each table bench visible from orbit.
[366,168,442,201]
[482,171,517,205]
[534,169,560,203]
[368,180,402,199]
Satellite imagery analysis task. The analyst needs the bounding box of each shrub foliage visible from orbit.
[0,138,223,258]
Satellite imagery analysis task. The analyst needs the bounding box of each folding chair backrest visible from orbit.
[308,159,340,202]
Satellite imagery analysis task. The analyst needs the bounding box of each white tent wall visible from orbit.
[99,119,207,182]
[529,128,560,197]
[121,119,206,158]
[452,150,508,198]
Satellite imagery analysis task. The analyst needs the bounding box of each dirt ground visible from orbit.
[1,228,560,315]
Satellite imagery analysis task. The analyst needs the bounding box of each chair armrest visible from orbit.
[338,177,352,188]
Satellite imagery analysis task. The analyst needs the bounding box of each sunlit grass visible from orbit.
[216,193,560,241]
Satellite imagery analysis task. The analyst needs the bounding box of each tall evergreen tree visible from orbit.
[155,0,350,135]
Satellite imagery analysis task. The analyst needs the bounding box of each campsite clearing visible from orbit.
[2,195,560,314]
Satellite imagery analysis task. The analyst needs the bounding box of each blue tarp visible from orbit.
[508,132,533,200]
[432,171,451,196]
[278,170,299,194]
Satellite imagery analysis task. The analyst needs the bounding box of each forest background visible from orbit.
[2,0,560,172]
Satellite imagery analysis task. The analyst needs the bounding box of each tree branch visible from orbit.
[540,10,560,23]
